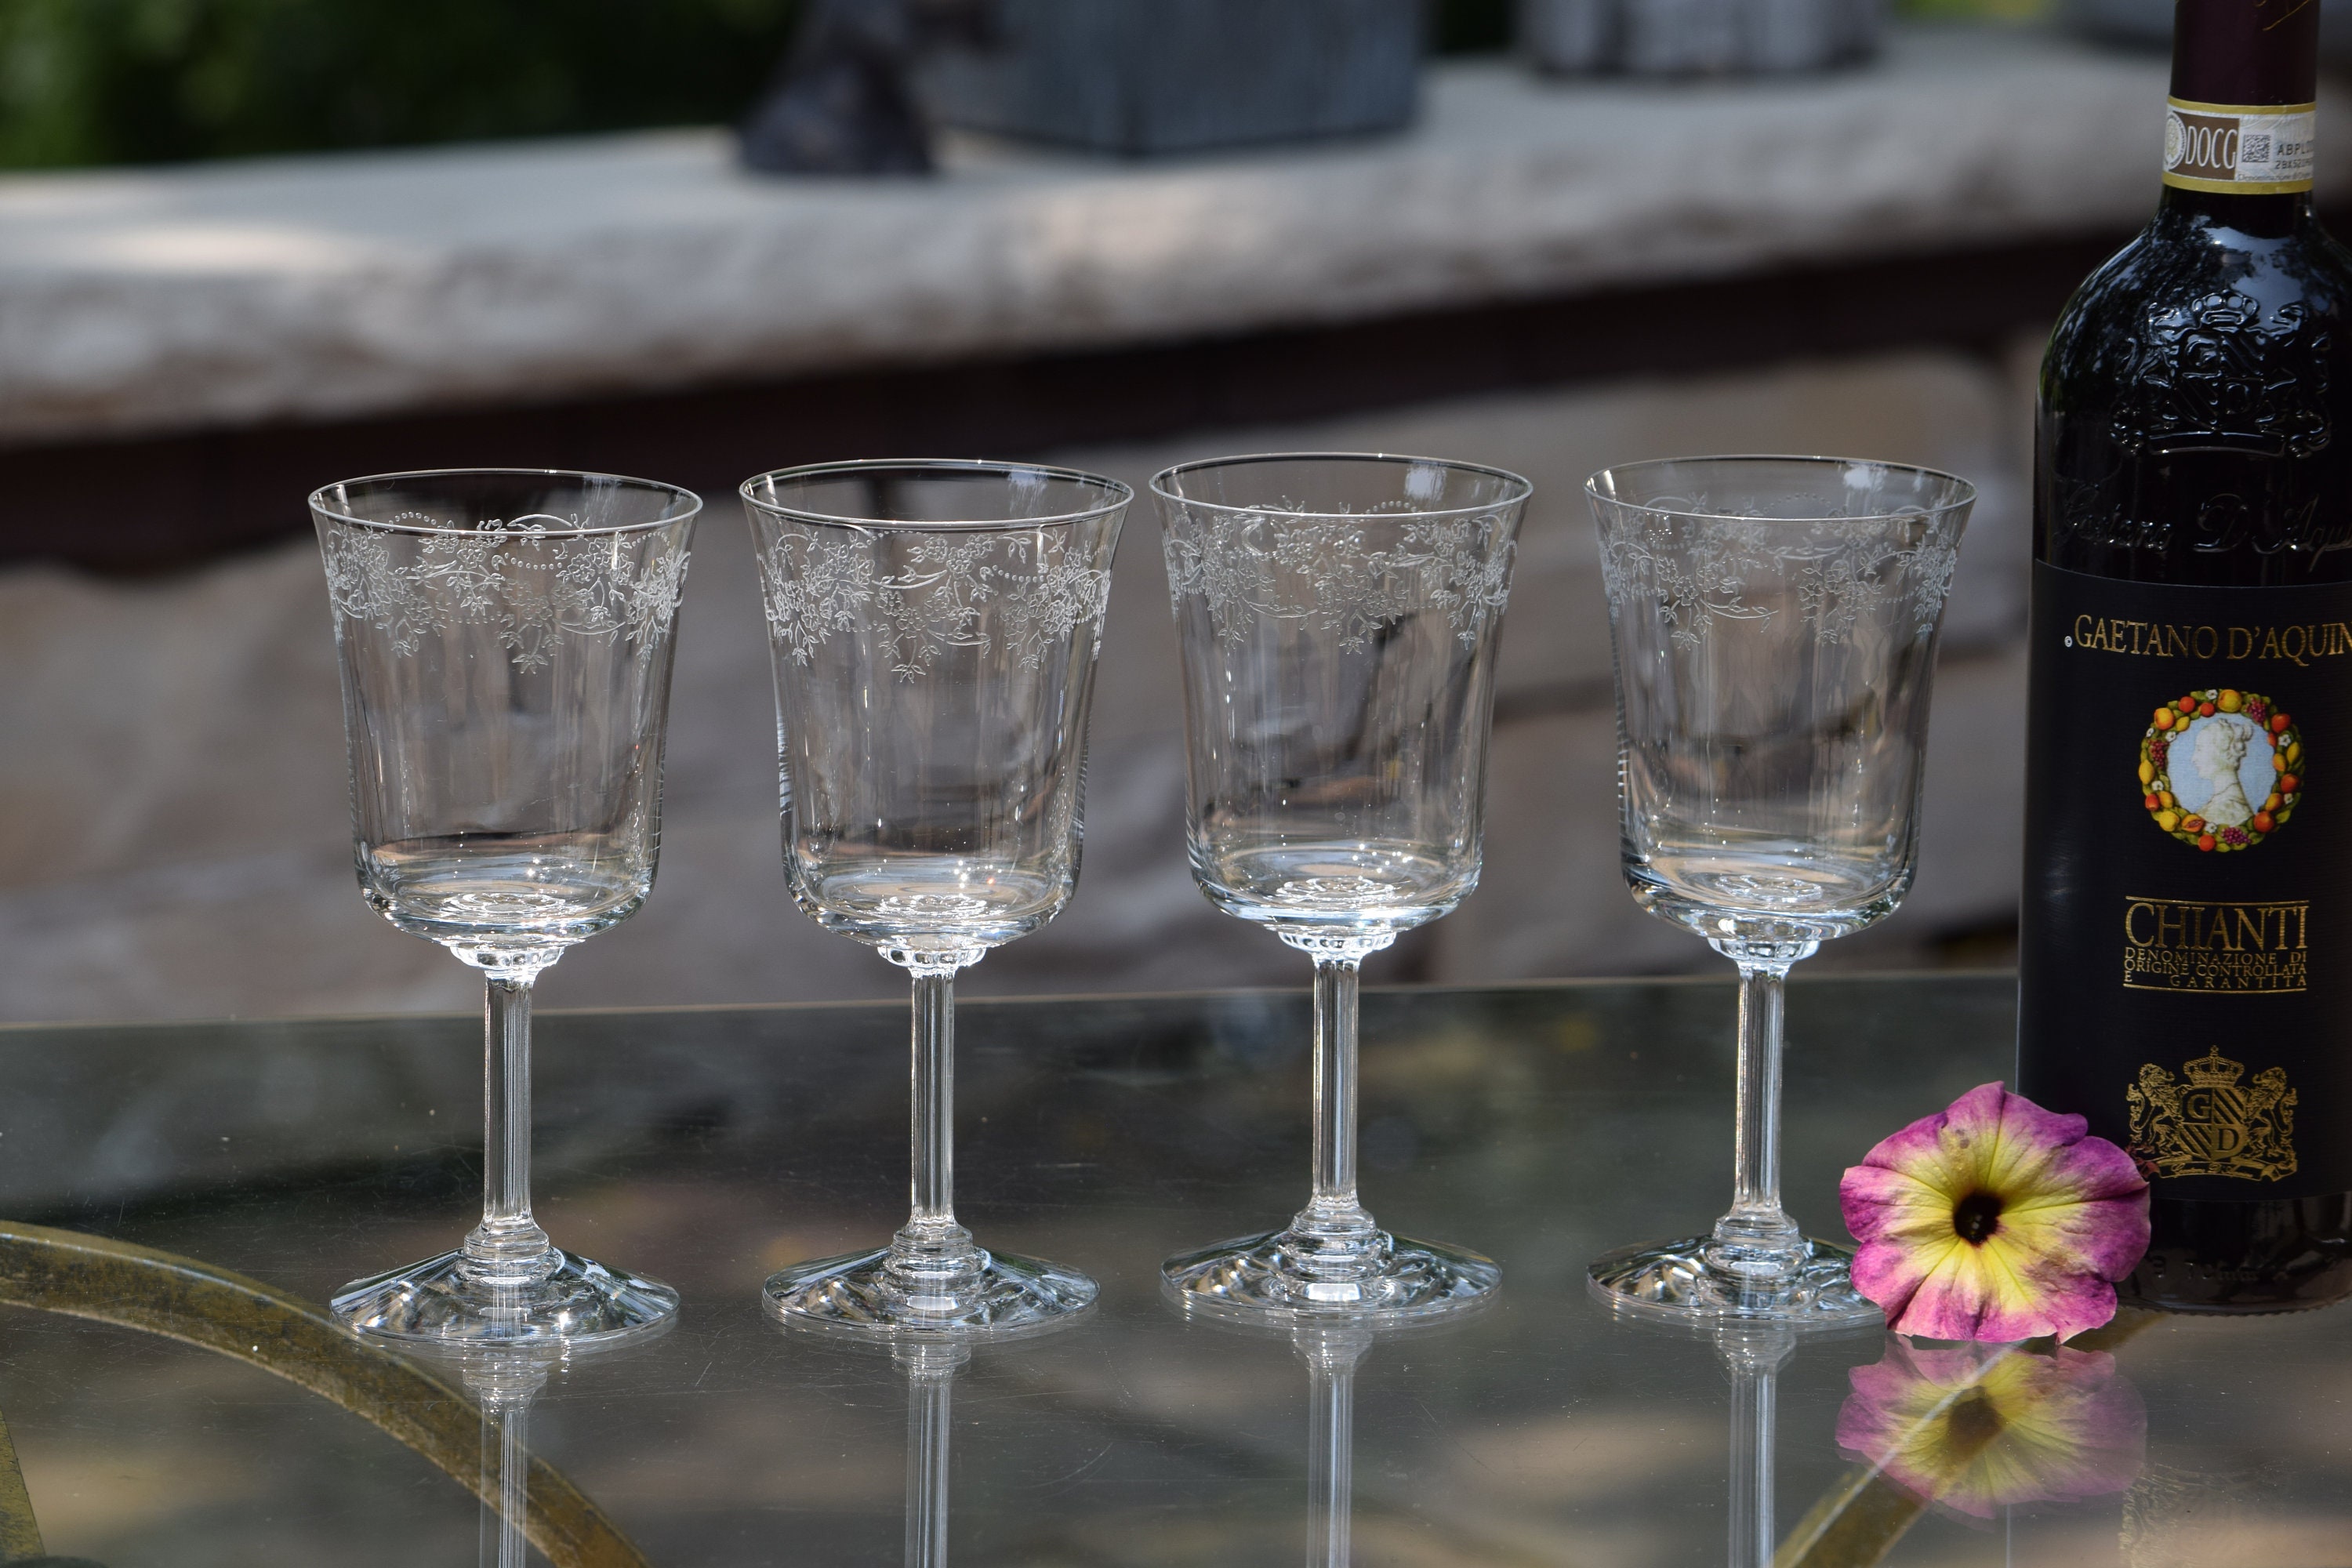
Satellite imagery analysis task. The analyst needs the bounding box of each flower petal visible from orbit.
[1850,1082,2016,1206]
[1877,1232,2064,1341]
[1998,1182,2152,1287]
[1839,1083,2150,1341]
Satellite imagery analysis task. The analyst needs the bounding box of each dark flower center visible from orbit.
[1944,1387,2007,1455]
[1952,1190,2004,1245]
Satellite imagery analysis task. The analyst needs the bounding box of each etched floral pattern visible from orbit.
[757,528,1112,680]
[1595,500,1960,650]
[1162,506,1515,650]
[319,514,688,673]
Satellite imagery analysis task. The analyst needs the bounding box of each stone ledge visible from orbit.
[0,26,2295,446]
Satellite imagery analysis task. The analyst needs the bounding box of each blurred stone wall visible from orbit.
[0,344,2038,1022]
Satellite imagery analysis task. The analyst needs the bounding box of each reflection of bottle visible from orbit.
[2020,0,2352,1312]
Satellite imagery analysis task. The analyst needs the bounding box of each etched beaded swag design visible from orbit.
[2138,688,2303,851]
[757,529,1112,681]
[1595,498,1959,649]
[1161,499,1515,652]
[320,511,688,673]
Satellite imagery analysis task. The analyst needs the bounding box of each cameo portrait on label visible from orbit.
[2140,688,2302,851]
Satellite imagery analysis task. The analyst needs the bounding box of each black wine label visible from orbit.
[2020,561,2351,1200]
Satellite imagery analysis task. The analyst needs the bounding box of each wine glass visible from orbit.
[742,459,1131,1338]
[312,468,698,1345]
[1584,455,1973,1326]
[1154,452,1530,1323]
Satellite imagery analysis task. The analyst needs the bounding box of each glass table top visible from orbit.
[0,974,2340,1566]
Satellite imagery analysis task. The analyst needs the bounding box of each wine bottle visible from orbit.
[2020,0,2352,1312]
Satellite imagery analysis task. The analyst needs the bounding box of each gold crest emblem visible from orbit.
[2127,1048,2299,1181]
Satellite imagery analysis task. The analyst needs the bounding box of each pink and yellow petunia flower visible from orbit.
[1839,1082,2150,1341]
[1835,1338,2146,1519]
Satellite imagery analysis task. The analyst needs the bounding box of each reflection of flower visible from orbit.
[1836,1338,2146,1519]
[1841,1083,2149,1341]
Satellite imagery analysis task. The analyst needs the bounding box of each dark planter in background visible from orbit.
[1521,0,1878,75]
[917,0,1422,156]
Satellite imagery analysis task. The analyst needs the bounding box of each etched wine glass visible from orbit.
[312,469,698,1345]
[1156,452,1530,1322]
[1585,455,1973,1326]
[743,459,1130,1337]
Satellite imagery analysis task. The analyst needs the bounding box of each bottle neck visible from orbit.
[2158,185,2310,240]
[2169,0,2318,107]
[2157,0,2320,220]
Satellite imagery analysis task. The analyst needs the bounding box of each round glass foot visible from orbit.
[1587,1235,1884,1328]
[331,1247,679,1346]
[1163,1229,1499,1325]
[763,1245,1097,1340]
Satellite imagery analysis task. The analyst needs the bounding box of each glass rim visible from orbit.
[308,467,702,538]
[1149,451,1535,521]
[738,458,1134,532]
[1584,454,1976,523]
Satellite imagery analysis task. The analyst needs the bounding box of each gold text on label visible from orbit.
[2122,896,2309,993]
[2070,615,2352,666]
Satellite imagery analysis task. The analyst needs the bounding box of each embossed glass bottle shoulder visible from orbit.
[2042,209,2352,580]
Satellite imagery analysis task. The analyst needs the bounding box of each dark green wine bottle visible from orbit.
[2020,0,2352,1312]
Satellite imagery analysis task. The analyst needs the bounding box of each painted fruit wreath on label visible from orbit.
[2140,689,2303,851]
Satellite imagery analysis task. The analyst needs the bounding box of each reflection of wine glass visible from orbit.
[1184,1305,1486,1565]
[313,470,698,1345]
[1295,1325,1375,1568]
[423,1334,668,1568]
[742,460,1131,1337]
[1154,453,1530,1323]
[456,1348,560,1568]
[896,1341,966,1568]
[1584,457,1972,1327]
[1718,1326,1797,1568]
[1600,1314,1809,1568]
[775,1312,1081,1567]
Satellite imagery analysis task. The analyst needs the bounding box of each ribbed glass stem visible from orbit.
[911,967,956,1229]
[465,974,554,1283]
[1704,938,1817,1290]
[886,953,983,1305]
[1730,957,1788,1219]
[1311,956,1361,1211]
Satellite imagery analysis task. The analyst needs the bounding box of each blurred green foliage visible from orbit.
[0,0,1556,171]
[0,0,800,169]
[1895,0,2049,20]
